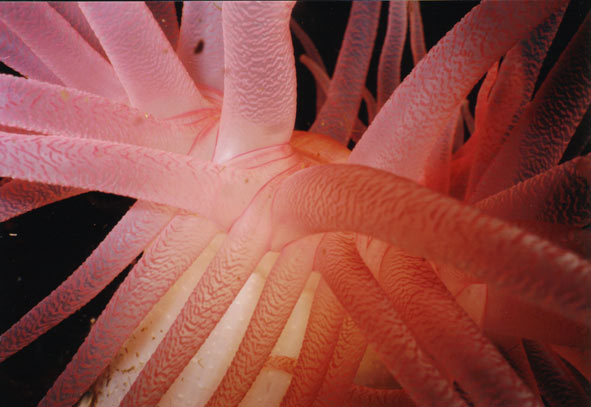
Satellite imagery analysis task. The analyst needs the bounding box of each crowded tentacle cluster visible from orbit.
[0,2,589,407]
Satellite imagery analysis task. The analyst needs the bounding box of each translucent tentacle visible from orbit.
[0,75,198,153]
[312,316,367,407]
[310,2,380,144]
[146,2,179,49]
[281,279,346,407]
[0,19,62,83]
[0,132,298,228]
[0,180,83,222]
[206,236,321,407]
[214,2,296,163]
[408,1,426,65]
[79,2,208,117]
[38,214,219,407]
[315,233,466,407]
[472,12,591,201]
[465,5,566,198]
[377,1,407,109]
[0,2,126,100]
[48,2,106,58]
[350,0,565,181]
[0,201,175,363]
[177,1,224,92]
[271,164,591,324]
[119,181,278,407]
[378,248,541,407]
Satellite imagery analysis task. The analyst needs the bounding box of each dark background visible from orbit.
[0,2,589,406]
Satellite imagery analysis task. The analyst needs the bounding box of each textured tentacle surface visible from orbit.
[0,19,62,84]
[38,214,219,407]
[271,164,591,324]
[472,11,591,200]
[281,278,346,407]
[207,236,321,407]
[377,1,407,109]
[315,233,466,407]
[379,248,541,407]
[79,2,208,118]
[214,2,296,163]
[145,2,179,49]
[0,201,175,363]
[177,1,224,92]
[0,75,198,153]
[310,2,380,144]
[0,2,126,100]
[0,180,82,222]
[350,0,565,181]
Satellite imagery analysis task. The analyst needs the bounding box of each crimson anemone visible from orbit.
[0,2,590,407]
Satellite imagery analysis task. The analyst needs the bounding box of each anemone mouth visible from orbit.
[0,2,590,407]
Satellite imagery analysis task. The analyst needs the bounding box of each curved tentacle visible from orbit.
[146,2,179,49]
[315,233,466,407]
[471,11,591,201]
[408,1,426,65]
[310,2,380,144]
[0,2,126,100]
[377,1,407,109]
[271,164,591,325]
[47,2,106,58]
[119,178,281,407]
[0,180,83,222]
[312,316,367,407]
[350,0,566,181]
[0,75,198,153]
[464,5,566,198]
[206,236,321,407]
[214,2,296,163]
[177,1,224,92]
[79,2,208,118]
[0,132,298,228]
[0,19,62,84]
[38,214,219,407]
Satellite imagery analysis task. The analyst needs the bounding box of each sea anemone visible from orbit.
[0,1,589,407]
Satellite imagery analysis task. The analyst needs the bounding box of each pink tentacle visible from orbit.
[290,19,327,112]
[0,2,126,101]
[39,214,219,407]
[477,156,591,227]
[315,233,466,407]
[377,1,407,109]
[310,2,380,144]
[0,180,83,222]
[214,2,296,163]
[408,1,426,65]
[79,2,208,118]
[465,5,566,199]
[312,316,367,407]
[350,0,566,181]
[472,12,591,201]
[0,75,198,153]
[0,200,175,363]
[346,386,416,407]
[0,19,62,84]
[281,279,346,407]
[146,2,179,49]
[47,2,107,59]
[0,132,298,228]
[177,1,224,92]
[206,236,321,407]
[120,180,278,407]
[270,164,591,325]
[378,248,541,407]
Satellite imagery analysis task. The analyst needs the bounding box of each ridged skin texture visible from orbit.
[0,2,589,407]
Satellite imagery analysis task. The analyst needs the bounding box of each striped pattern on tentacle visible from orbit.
[310,2,380,144]
[38,215,219,407]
